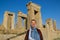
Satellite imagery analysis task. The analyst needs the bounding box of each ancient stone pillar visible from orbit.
[15,11,27,34]
[16,11,27,29]
[46,18,53,31]
[46,22,49,40]
[26,2,34,30]
[53,20,56,31]
[7,13,15,30]
[46,19,53,40]
[3,11,8,29]
[24,19,27,29]
[10,13,15,30]
[3,11,15,31]
[26,2,42,30]
[16,12,22,29]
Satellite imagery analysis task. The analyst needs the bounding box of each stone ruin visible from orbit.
[0,2,60,40]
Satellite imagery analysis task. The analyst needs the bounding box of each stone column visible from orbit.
[46,19,52,40]
[15,11,27,34]
[7,15,11,30]
[46,18,53,31]
[11,13,15,30]
[3,11,8,29]
[3,11,15,33]
[46,18,54,40]
[53,20,56,31]
[6,13,15,34]
[24,19,27,29]
[16,12,22,29]
[35,8,42,29]
[26,2,42,30]
[26,3,35,30]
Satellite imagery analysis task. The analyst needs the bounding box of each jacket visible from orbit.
[24,28,43,40]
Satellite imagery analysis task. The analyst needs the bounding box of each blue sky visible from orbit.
[0,0,60,29]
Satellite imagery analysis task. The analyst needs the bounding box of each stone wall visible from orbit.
[0,2,60,40]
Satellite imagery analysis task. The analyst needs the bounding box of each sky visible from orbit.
[0,0,60,29]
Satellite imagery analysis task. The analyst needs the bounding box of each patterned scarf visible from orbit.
[29,26,40,40]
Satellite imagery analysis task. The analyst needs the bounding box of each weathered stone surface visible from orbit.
[10,34,26,40]
[0,2,60,40]
[0,34,16,40]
